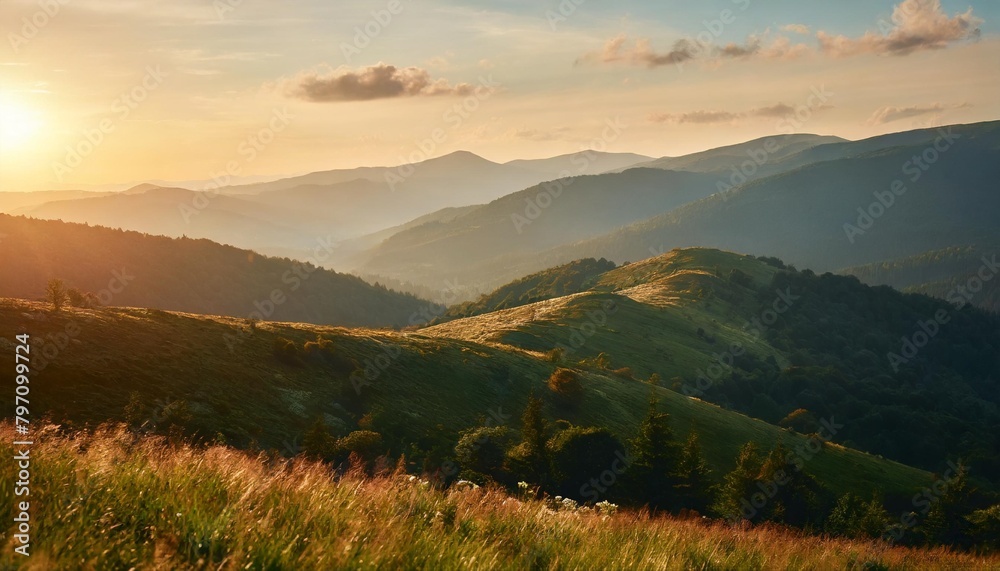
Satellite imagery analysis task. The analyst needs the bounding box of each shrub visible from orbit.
[729,269,754,288]
[272,338,301,366]
[66,287,97,308]
[548,368,583,402]
[779,408,820,434]
[611,367,633,380]
[454,426,513,481]
[337,430,384,463]
[546,426,625,499]
[546,347,565,363]
[303,336,357,373]
[302,418,337,461]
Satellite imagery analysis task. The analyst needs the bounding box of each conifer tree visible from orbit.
[675,430,713,513]
[627,390,681,510]
[507,391,549,485]
[713,442,762,522]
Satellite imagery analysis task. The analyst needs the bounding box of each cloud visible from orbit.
[867,102,970,124]
[649,102,832,124]
[716,40,760,58]
[279,63,478,102]
[576,35,698,68]
[579,1,980,71]
[752,103,797,118]
[579,32,810,68]
[782,24,811,35]
[649,110,741,124]
[715,32,812,60]
[817,0,982,57]
[506,126,574,142]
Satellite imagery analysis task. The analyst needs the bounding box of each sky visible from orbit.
[0,0,998,190]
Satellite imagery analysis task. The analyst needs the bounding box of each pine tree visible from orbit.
[627,390,681,510]
[507,391,549,485]
[302,418,336,461]
[758,442,821,526]
[674,430,713,513]
[922,463,976,547]
[713,442,762,522]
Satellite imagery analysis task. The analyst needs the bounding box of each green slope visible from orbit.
[0,292,929,500]
[422,248,1000,482]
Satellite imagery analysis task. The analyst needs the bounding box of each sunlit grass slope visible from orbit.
[1,425,992,570]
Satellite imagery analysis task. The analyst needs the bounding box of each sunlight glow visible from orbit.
[0,96,45,154]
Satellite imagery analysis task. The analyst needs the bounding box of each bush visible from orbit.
[302,418,337,461]
[66,287,98,308]
[546,426,624,499]
[611,367,633,380]
[729,269,754,288]
[337,430,384,463]
[273,338,301,366]
[455,426,513,481]
[303,336,357,373]
[779,408,820,434]
[546,347,565,363]
[548,368,583,402]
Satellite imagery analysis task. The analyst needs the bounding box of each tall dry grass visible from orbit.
[1,423,996,570]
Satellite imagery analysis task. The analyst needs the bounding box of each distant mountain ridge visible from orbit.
[352,121,1000,304]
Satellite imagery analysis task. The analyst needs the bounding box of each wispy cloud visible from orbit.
[575,35,698,68]
[782,24,811,35]
[867,102,971,124]
[579,0,982,71]
[818,0,982,57]
[578,30,811,68]
[650,102,833,124]
[277,63,479,102]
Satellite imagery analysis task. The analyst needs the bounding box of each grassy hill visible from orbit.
[2,423,993,569]
[0,215,429,328]
[433,258,617,323]
[0,266,937,505]
[423,248,1000,481]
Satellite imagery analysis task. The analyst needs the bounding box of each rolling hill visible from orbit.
[0,293,929,503]
[7,246,1000,496]
[422,248,1000,481]
[0,214,429,328]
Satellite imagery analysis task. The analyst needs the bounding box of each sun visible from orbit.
[0,96,45,153]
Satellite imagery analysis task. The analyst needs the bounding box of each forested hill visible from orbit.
[0,214,431,328]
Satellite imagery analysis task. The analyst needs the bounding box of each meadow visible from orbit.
[1,423,995,570]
